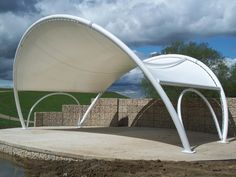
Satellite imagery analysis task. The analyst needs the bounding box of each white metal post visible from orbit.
[123,55,193,152]
[13,32,26,129]
[93,32,195,153]
[78,92,103,127]
[219,89,229,143]
[13,87,26,129]
[150,82,194,153]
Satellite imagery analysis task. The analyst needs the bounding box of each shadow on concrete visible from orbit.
[123,98,220,148]
[49,127,219,149]
[46,98,235,150]
[229,137,236,142]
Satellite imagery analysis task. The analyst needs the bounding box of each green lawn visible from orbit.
[0,119,21,129]
[0,89,126,128]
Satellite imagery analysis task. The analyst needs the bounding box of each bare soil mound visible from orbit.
[16,157,236,177]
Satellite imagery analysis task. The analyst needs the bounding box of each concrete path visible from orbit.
[0,113,34,123]
[0,127,235,161]
[0,113,19,122]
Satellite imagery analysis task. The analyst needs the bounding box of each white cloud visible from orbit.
[225,58,236,67]
[109,67,145,98]
[0,12,39,80]
[115,68,144,85]
[0,79,13,88]
[35,0,236,45]
[0,0,236,82]
[0,12,37,48]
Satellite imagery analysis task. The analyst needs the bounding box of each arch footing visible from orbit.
[218,140,229,144]
[182,149,196,154]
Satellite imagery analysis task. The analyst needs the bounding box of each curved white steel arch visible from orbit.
[93,25,194,153]
[177,88,222,140]
[13,14,229,153]
[26,92,80,127]
[143,54,228,143]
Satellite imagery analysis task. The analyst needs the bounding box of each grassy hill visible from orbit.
[0,89,126,128]
[0,119,21,129]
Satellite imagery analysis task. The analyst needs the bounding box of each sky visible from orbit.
[0,0,236,90]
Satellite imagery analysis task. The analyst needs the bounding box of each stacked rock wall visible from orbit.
[35,98,236,136]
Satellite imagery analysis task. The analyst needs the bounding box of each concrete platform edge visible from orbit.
[0,140,117,162]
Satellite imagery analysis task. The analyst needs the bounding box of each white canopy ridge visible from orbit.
[144,54,220,90]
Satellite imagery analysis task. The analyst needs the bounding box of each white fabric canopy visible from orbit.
[144,55,221,90]
[13,14,229,153]
[14,15,136,92]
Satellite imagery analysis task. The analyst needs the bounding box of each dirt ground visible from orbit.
[13,156,236,177]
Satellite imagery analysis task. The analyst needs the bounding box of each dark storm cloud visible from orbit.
[1,0,236,83]
[0,40,18,58]
[0,0,39,13]
[0,4,38,81]
[0,57,13,80]
[0,35,18,80]
[39,0,234,46]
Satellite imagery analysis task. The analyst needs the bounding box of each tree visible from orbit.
[226,63,236,96]
[141,41,230,98]
[161,41,227,74]
[230,63,236,82]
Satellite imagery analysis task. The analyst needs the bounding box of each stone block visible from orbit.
[63,112,79,126]
[138,99,151,106]
[131,99,139,105]
[62,105,74,113]
[38,112,63,126]
[120,98,132,106]
[229,108,236,118]
[33,97,236,136]
[74,105,82,113]
[90,112,99,120]
[92,105,100,113]
[106,106,113,114]
[107,98,118,106]
[34,112,43,127]
[120,106,128,113]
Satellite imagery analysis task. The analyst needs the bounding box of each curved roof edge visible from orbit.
[144,54,223,90]
[13,14,140,92]
[14,14,140,70]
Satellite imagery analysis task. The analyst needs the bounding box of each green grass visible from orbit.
[0,89,126,128]
[0,119,21,129]
[0,88,11,91]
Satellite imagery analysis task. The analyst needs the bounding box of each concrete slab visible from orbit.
[0,127,235,161]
